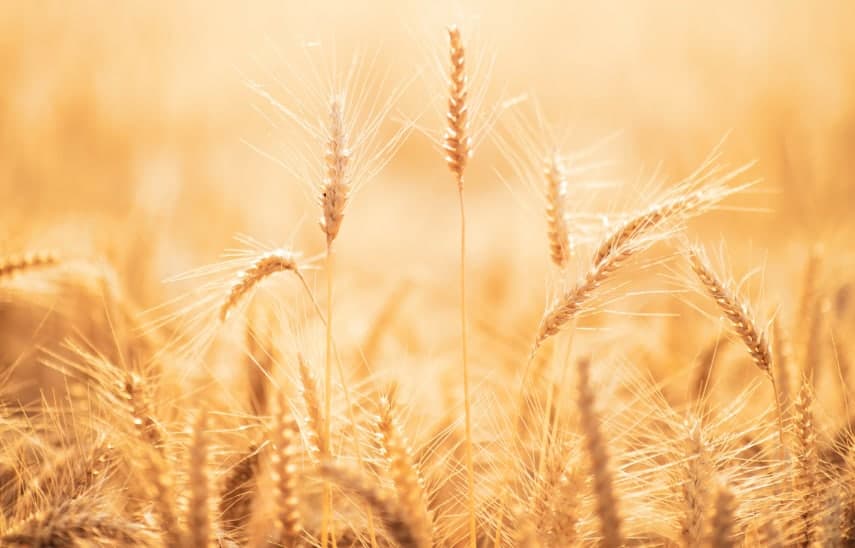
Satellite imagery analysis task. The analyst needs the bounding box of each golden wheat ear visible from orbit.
[219,443,261,543]
[319,462,428,548]
[576,356,623,547]
[374,391,433,546]
[271,390,302,548]
[219,249,303,322]
[0,250,60,279]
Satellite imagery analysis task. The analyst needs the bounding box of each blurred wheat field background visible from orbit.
[2,1,855,547]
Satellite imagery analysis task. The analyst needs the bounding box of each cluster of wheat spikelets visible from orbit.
[1,22,854,548]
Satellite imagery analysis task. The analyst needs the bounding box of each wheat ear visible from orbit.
[219,444,260,542]
[319,94,350,548]
[545,151,571,268]
[375,393,433,546]
[320,462,427,548]
[687,247,771,372]
[187,409,211,548]
[297,353,327,458]
[123,374,181,546]
[0,250,60,279]
[710,481,737,548]
[532,247,629,354]
[688,247,787,448]
[592,184,736,268]
[793,375,818,546]
[271,391,302,547]
[682,417,712,547]
[445,24,476,548]
[219,249,304,322]
[577,357,623,547]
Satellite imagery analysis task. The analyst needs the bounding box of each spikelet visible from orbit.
[709,481,737,548]
[681,417,712,547]
[0,250,59,279]
[187,410,211,548]
[319,97,351,246]
[320,462,427,548]
[793,376,818,546]
[545,152,571,268]
[375,392,432,546]
[219,249,302,322]
[297,353,327,457]
[444,25,472,187]
[576,357,623,547]
[271,391,302,547]
[687,246,771,372]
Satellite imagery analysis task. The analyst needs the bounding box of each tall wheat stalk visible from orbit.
[444,24,476,548]
[318,96,350,548]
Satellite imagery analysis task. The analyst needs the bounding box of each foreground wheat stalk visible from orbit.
[444,24,476,548]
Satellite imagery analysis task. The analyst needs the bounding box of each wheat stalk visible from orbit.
[445,23,477,548]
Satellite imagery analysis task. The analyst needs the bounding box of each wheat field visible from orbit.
[2,2,855,547]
